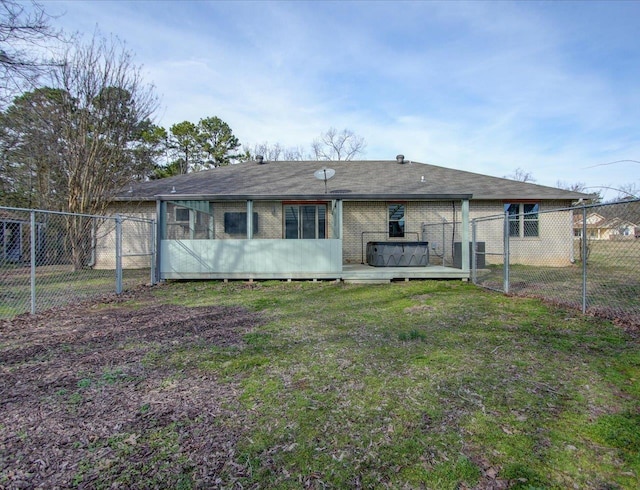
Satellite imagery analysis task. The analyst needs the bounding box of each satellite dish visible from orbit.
[313,168,336,194]
[314,168,336,181]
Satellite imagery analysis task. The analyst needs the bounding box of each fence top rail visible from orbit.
[0,206,154,224]
[577,197,640,210]
[471,198,640,224]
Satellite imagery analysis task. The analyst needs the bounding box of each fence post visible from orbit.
[150,219,157,286]
[471,218,477,284]
[441,218,446,266]
[503,211,510,294]
[115,214,123,294]
[30,211,36,314]
[581,205,588,313]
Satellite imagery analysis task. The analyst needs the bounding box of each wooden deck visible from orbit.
[340,264,469,283]
[162,264,469,282]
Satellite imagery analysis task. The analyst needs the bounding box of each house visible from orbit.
[0,209,45,263]
[573,212,639,240]
[111,156,590,282]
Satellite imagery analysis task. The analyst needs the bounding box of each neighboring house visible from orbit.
[0,210,26,262]
[573,212,639,240]
[110,156,590,281]
[0,210,45,263]
[92,211,156,270]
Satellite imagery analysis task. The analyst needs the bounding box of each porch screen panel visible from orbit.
[318,206,326,239]
[301,206,316,239]
[166,201,214,239]
[285,204,327,239]
[285,206,299,239]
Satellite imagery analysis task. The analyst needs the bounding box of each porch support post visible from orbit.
[150,218,157,286]
[332,199,342,239]
[332,199,343,272]
[246,200,254,239]
[460,199,470,275]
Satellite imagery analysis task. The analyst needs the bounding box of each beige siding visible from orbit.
[341,201,459,264]
[106,198,577,269]
[95,202,156,269]
[342,200,576,267]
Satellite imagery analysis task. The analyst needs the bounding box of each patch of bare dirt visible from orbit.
[0,290,264,489]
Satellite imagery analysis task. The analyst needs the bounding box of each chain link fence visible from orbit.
[0,207,156,319]
[421,220,462,267]
[471,199,640,326]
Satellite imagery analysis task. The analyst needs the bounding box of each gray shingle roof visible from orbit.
[115,160,591,202]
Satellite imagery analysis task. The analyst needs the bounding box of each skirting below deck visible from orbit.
[162,264,469,282]
[341,264,469,282]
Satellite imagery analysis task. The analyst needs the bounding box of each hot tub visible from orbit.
[366,241,429,267]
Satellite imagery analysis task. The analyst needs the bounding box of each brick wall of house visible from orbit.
[341,201,465,264]
[106,198,577,268]
[97,201,156,269]
[468,199,576,266]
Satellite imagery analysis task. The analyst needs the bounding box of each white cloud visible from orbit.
[44,1,640,190]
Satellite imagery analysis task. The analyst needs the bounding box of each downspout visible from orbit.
[460,199,470,277]
[451,201,456,261]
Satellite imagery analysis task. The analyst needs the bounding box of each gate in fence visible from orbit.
[0,207,156,319]
[470,199,640,325]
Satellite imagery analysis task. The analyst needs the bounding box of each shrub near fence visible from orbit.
[0,207,156,319]
[472,199,640,326]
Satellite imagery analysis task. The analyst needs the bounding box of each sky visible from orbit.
[45,0,640,198]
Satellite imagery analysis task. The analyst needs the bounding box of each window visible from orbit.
[505,203,539,237]
[224,212,259,235]
[165,202,214,240]
[284,204,326,239]
[175,208,190,222]
[388,204,405,237]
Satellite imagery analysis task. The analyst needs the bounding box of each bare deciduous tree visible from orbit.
[613,183,639,200]
[282,145,306,161]
[504,167,536,183]
[555,180,587,192]
[243,141,306,162]
[51,33,159,269]
[311,127,366,161]
[0,0,64,104]
[53,34,159,215]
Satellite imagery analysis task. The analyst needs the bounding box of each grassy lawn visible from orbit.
[150,281,638,487]
[1,279,638,489]
[475,239,640,324]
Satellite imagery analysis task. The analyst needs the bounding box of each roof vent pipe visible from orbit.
[256,155,265,164]
[396,154,405,164]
